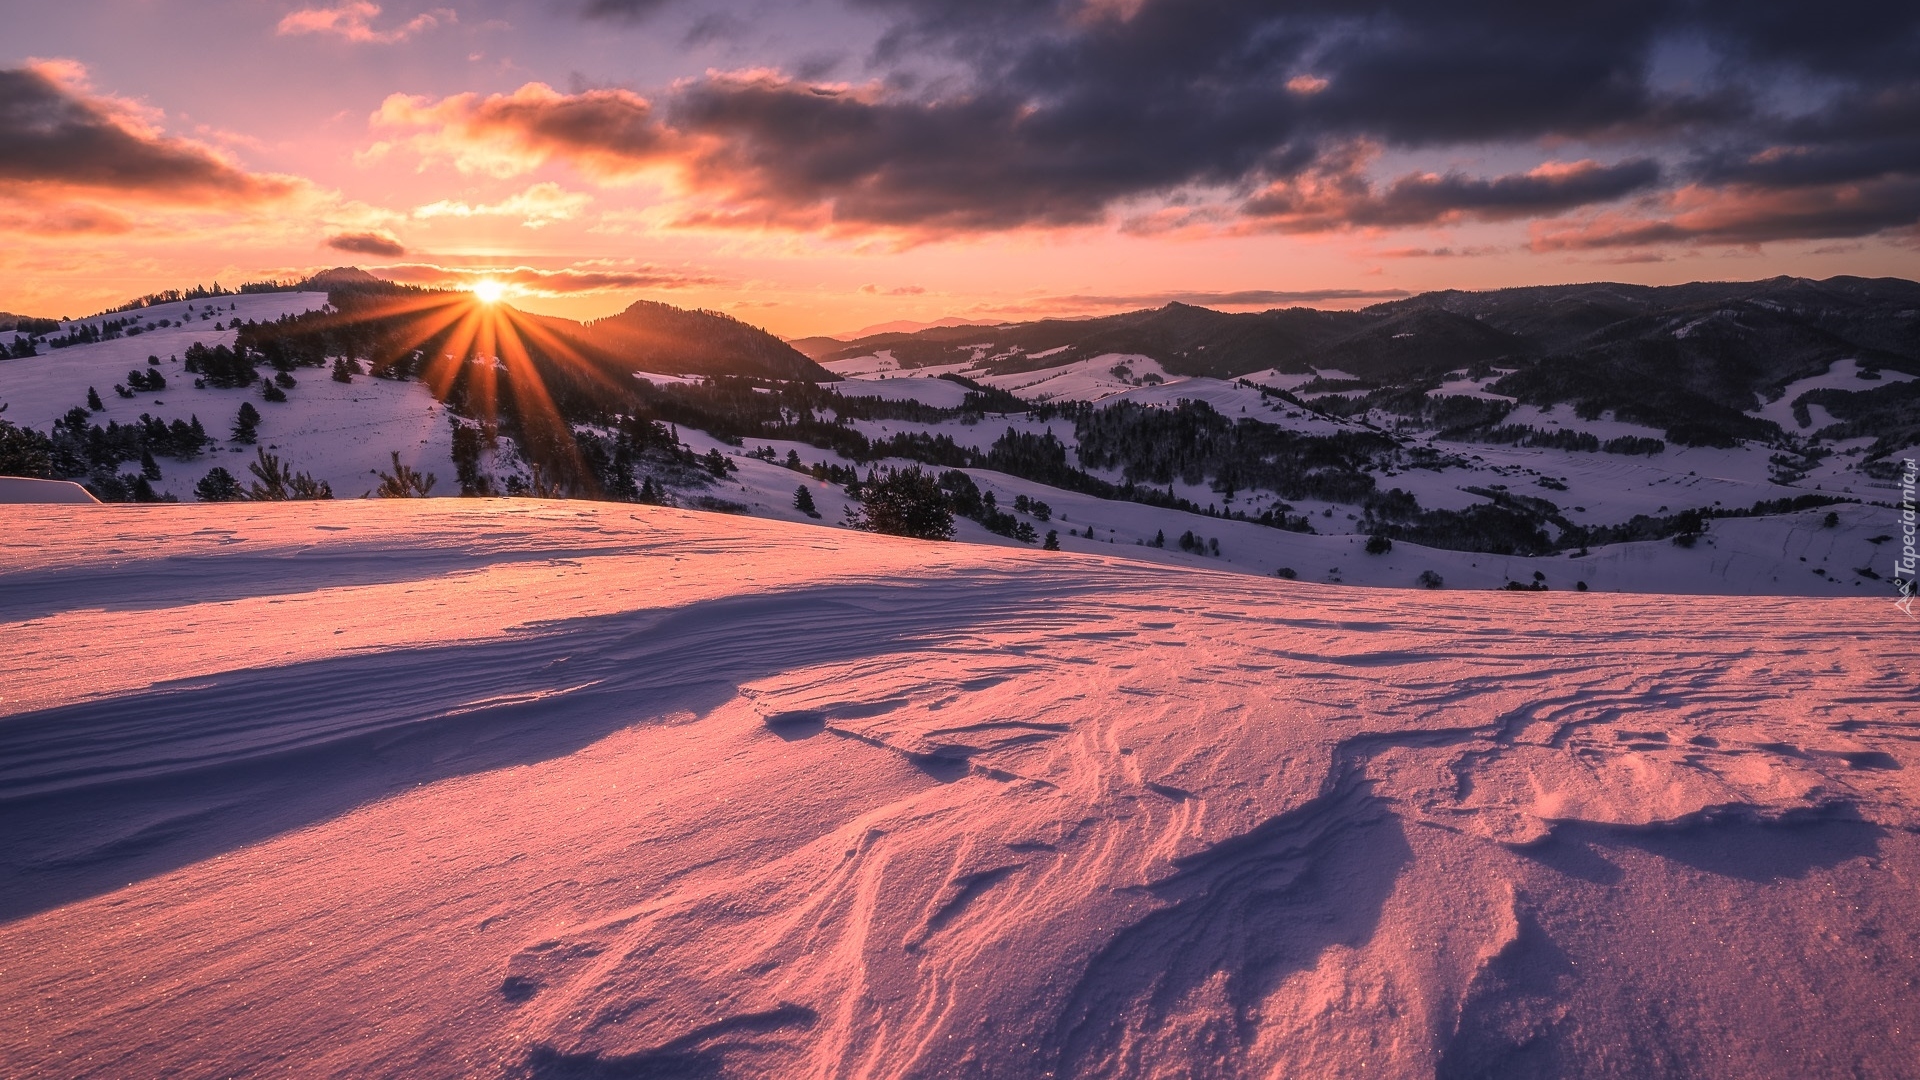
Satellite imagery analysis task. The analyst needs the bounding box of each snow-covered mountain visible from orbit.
[2,277,1911,599]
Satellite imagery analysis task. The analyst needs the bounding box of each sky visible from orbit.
[3,0,1917,337]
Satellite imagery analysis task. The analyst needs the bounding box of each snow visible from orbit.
[827,375,976,408]
[828,352,1183,404]
[0,291,469,500]
[632,369,706,387]
[1751,358,1915,431]
[0,500,1914,1077]
[822,350,904,377]
[0,292,330,428]
[0,477,97,503]
[974,353,1173,401]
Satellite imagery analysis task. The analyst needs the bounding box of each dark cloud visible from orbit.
[0,63,295,202]
[578,0,676,21]
[1533,176,1920,250]
[1244,157,1662,230]
[326,231,407,256]
[405,0,1920,245]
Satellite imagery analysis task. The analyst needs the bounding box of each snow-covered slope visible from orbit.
[1,501,1914,1078]
[6,295,1903,600]
[0,292,467,499]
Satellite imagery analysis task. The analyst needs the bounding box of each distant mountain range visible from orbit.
[795,276,1920,456]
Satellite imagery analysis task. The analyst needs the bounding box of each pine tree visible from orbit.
[794,484,820,518]
[845,467,954,540]
[331,356,354,383]
[1043,529,1060,551]
[232,402,261,443]
[86,387,104,411]
[374,451,437,497]
[196,467,245,501]
[244,447,332,500]
[140,449,161,481]
[262,380,287,403]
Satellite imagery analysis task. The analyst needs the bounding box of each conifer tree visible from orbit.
[86,387,104,411]
[1043,529,1060,551]
[794,484,820,518]
[232,402,261,443]
[374,451,437,497]
[845,467,953,540]
[195,467,244,502]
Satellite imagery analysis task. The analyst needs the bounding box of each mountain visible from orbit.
[816,276,1920,450]
[299,266,387,291]
[837,315,986,339]
[822,276,1920,388]
[573,300,834,382]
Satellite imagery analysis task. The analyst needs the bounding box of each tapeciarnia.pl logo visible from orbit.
[1897,457,1916,618]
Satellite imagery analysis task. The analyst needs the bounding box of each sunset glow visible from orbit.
[3,2,1915,332]
[470,279,506,304]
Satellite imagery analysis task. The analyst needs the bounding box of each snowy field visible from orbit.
[1,500,1914,1077]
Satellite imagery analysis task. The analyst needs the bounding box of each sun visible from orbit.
[470,279,507,304]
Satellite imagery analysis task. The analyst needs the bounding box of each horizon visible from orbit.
[26,266,1920,344]
[5,1,1917,337]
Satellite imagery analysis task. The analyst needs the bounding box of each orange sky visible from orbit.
[4,2,1916,337]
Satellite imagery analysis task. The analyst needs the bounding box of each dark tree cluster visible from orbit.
[844,466,955,541]
[46,316,139,349]
[1449,425,1665,456]
[1076,400,1394,505]
[23,407,212,496]
[184,342,260,388]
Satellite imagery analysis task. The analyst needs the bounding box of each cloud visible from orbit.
[1242,153,1661,231]
[861,283,927,295]
[370,261,723,294]
[326,230,407,256]
[277,3,452,45]
[578,0,677,21]
[0,61,299,204]
[1531,176,1920,250]
[1374,245,1503,258]
[371,81,676,178]
[366,0,1920,248]
[0,199,135,236]
[412,182,593,228]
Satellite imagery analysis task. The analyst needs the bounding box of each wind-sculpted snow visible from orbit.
[1,501,1915,1078]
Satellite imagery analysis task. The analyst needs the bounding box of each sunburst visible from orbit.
[265,286,639,496]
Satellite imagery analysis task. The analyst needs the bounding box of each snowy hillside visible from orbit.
[5,282,1910,599]
[2,500,1914,1078]
[0,291,473,500]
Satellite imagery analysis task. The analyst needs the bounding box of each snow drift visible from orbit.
[1,500,1915,1078]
